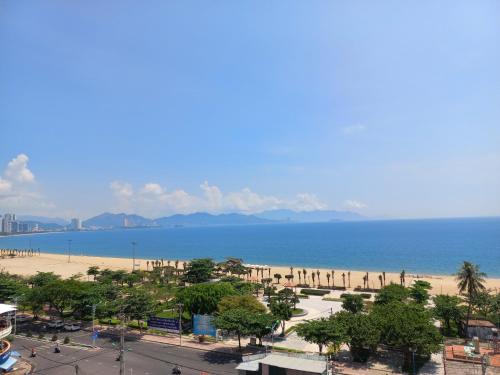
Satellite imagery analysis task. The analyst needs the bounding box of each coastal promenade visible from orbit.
[2,252,500,295]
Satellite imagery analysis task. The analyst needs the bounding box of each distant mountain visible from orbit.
[17,215,69,226]
[155,212,272,227]
[83,213,156,229]
[256,209,365,223]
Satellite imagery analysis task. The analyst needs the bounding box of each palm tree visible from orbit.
[456,261,486,336]
[382,271,386,286]
[146,260,149,271]
[326,273,331,288]
[342,273,346,288]
[311,272,316,286]
[297,270,302,284]
[331,270,335,288]
[347,271,351,288]
[303,269,307,285]
[316,270,321,286]
[268,268,271,278]
[378,274,383,288]
[400,269,406,286]
[290,266,294,276]
[362,275,367,289]
[366,272,369,289]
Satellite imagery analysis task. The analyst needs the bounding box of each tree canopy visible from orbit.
[182,258,216,284]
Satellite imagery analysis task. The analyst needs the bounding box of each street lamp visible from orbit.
[176,303,184,346]
[131,242,137,271]
[67,239,72,263]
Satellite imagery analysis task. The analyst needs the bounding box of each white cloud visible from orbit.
[342,124,366,134]
[343,199,367,209]
[293,193,327,211]
[4,154,35,183]
[109,180,328,216]
[0,178,12,194]
[110,181,133,198]
[0,154,55,214]
[200,181,224,210]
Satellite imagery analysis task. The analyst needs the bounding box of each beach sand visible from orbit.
[1,252,499,295]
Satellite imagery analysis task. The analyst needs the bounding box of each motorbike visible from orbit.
[172,366,181,374]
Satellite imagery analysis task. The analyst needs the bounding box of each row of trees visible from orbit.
[296,283,441,370]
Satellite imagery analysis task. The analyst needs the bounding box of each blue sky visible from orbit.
[1,0,499,219]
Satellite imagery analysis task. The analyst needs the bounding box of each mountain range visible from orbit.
[82,209,365,229]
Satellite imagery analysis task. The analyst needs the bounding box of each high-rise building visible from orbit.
[71,218,82,231]
[1,213,16,234]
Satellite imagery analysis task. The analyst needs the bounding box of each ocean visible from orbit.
[0,217,499,276]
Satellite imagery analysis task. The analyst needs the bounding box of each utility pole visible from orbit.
[91,304,96,347]
[67,239,72,263]
[177,303,183,346]
[120,313,125,375]
[131,242,137,272]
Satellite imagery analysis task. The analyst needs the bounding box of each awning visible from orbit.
[0,304,16,315]
[236,360,260,371]
[0,357,17,371]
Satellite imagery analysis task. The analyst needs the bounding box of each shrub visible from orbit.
[340,293,350,299]
[300,289,330,296]
[64,336,70,344]
[297,294,309,299]
[26,331,33,338]
[38,333,45,339]
[51,334,58,341]
[360,293,372,299]
[6,335,14,342]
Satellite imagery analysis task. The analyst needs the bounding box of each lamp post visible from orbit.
[176,303,183,346]
[131,242,137,272]
[67,239,72,263]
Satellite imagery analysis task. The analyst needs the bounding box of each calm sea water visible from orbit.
[0,218,499,276]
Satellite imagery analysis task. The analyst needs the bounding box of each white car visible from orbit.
[48,320,64,328]
[64,323,81,331]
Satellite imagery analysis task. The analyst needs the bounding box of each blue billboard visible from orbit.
[193,314,216,337]
[147,317,180,333]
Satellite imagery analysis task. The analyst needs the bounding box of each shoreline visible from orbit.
[1,251,499,295]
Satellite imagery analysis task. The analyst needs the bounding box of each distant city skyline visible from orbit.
[1,1,499,219]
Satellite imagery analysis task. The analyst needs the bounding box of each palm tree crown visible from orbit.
[456,261,486,297]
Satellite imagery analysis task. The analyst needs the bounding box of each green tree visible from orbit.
[121,288,156,331]
[0,273,27,302]
[247,313,276,346]
[28,272,60,287]
[269,299,292,336]
[409,280,432,304]
[336,311,380,362]
[375,283,409,305]
[456,261,486,335]
[86,266,100,281]
[342,294,364,314]
[176,282,235,315]
[432,295,463,335]
[214,308,251,350]
[182,258,215,284]
[274,273,282,284]
[218,295,266,314]
[373,302,442,371]
[296,318,346,354]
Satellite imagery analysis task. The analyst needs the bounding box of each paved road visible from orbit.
[13,335,240,375]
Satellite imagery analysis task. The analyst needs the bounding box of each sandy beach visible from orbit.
[1,252,499,295]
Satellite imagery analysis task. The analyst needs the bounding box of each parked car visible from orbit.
[15,314,32,323]
[48,320,64,328]
[64,323,81,331]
